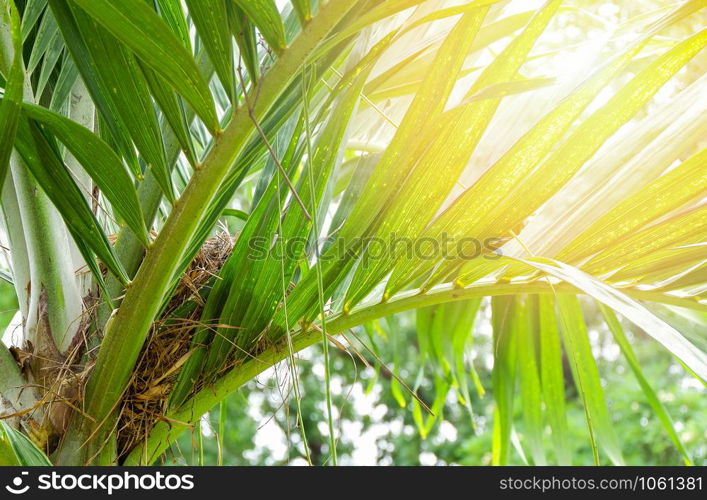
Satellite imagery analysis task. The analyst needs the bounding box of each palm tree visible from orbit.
[0,0,705,466]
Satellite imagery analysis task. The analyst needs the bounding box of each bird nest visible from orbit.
[114,232,234,459]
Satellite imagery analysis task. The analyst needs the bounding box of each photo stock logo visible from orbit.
[5,471,30,495]
[2,471,196,496]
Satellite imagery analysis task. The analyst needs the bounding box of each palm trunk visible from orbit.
[0,9,83,455]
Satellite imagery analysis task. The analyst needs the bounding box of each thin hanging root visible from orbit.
[325,333,349,353]
[236,65,311,221]
[0,397,46,420]
[339,332,372,369]
[346,329,435,416]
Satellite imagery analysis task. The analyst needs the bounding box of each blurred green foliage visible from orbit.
[166,306,706,466]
